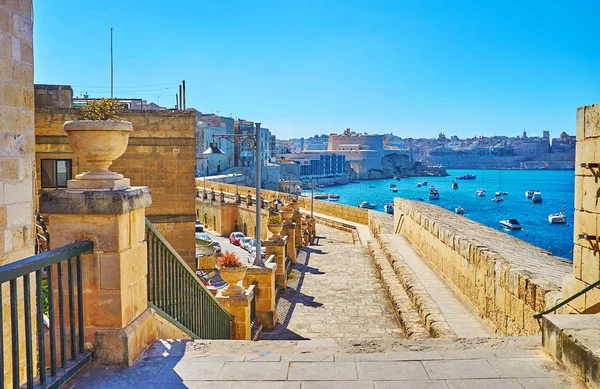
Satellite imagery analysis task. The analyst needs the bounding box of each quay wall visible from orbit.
[194,180,369,225]
[394,198,572,336]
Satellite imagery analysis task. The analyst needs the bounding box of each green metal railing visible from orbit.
[533,278,600,319]
[0,241,94,389]
[145,219,232,339]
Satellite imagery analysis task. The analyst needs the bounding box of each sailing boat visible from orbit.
[492,170,503,202]
[476,171,486,197]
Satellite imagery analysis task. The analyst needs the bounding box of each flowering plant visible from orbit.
[218,251,244,268]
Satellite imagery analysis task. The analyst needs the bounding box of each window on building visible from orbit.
[41,159,72,188]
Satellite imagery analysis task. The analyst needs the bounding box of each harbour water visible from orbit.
[319,169,575,260]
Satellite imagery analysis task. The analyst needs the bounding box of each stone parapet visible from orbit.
[394,198,571,336]
[282,224,296,263]
[264,240,287,290]
[216,287,254,340]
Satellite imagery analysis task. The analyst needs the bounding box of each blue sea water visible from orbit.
[320,169,575,260]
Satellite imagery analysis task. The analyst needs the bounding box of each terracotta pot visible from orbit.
[64,120,132,180]
[220,267,247,296]
[267,223,283,240]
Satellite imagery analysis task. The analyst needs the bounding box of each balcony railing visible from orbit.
[145,219,232,339]
[0,241,93,389]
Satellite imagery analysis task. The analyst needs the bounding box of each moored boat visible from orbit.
[313,194,328,200]
[531,191,543,203]
[422,181,428,186]
[391,187,398,192]
[429,186,440,200]
[525,190,534,199]
[548,212,566,224]
[389,183,397,188]
[455,207,465,214]
[491,195,504,202]
[456,174,476,180]
[452,181,458,189]
[417,183,422,187]
[393,176,401,181]
[476,189,486,197]
[328,194,340,199]
[500,219,523,230]
[358,201,377,209]
[384,202,394,214]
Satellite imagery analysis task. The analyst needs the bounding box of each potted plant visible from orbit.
[64,98,131,187]
[289,196,300,211]
[218,251,247,296]
[267,214,284,240]
[280,205,294,223]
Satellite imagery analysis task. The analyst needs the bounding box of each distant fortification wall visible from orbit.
[394,198,572,335]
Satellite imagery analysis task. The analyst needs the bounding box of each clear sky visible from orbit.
[33,0,600,139]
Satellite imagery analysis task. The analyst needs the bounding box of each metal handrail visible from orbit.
[533,278,600,319]
[264,254,276,265]
[145,218,232,339]
[0,240,94,389]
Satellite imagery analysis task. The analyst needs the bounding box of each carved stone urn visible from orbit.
[220,267,248,296]
[64,120,133,190]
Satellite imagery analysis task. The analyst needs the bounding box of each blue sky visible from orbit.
[34,0,600,139]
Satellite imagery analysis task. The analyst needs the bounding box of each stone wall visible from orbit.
[196,181,369,225]
[0,0,36,384]
[34,84,72,108]
[195,197,269,240]
[35,109,197,265]
[563,102,600,313]
[394,198,571,335]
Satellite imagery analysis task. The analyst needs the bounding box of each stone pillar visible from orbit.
[216,289,253,340]
[292,211,303,248]
[264,239,287,290]
[40,187,156,365]
[243,264,277,330]
[282,223,296,263]
[565,102,600,313]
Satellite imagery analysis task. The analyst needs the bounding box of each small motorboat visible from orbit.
[502,191,509,195]
[391,187,398,193]
[548,212,566,224]
[456,174,476,180]
[455,207,465,215]
[532,191,542,203]
[429,186,440,200]
[389,183,397,189]
[476,189,486,197]
[313,194,328,200]
[452,181,458,189]
[491,195,504,202]
[525,190,535,199]
[358,201,377,209]
[328,194,340,199]
[417,183,422,188]
[500,219,523,230]
[422,181,428,186]
[384,202,394,214]
[394,176,401,181]
[418,197,425,201]
[495,191,501,197]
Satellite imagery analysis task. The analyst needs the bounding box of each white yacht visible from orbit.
[476,189,486,197]
[532,191,543,203]
[525,190,535,199]
[500,219,523,230]
[429,186,440,200]
[455,207,465,215]
[548,212,566,224]
[491,195,504,202]
[358,201,377,209]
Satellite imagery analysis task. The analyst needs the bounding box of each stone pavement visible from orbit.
[381,234,493,338]
[261,225,404,340]
[65,339,585,388]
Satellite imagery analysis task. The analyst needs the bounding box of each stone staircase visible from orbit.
[64,337,585,388]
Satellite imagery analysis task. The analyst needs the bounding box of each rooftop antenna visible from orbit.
[110,27,114,98]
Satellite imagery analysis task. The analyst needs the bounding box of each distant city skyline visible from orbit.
[34,0,600,139]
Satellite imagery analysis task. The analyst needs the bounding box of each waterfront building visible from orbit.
[278,152,346,180]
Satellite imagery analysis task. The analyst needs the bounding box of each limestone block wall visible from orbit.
[394,198,571,335]
[35,109,197,264]
[565,102,600,313]
[0,0,36,384]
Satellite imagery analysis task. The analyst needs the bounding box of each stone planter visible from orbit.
[220,267,248,296]
[267,223,284,240]
[280,210,294,223]
[64,120,133,189]
[290,202,300,211]
[301,222,308,231]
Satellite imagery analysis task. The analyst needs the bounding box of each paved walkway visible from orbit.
[382,234,493,338]
[261,225,404,340]
[66,339,585,388]
[309,210,373,245]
